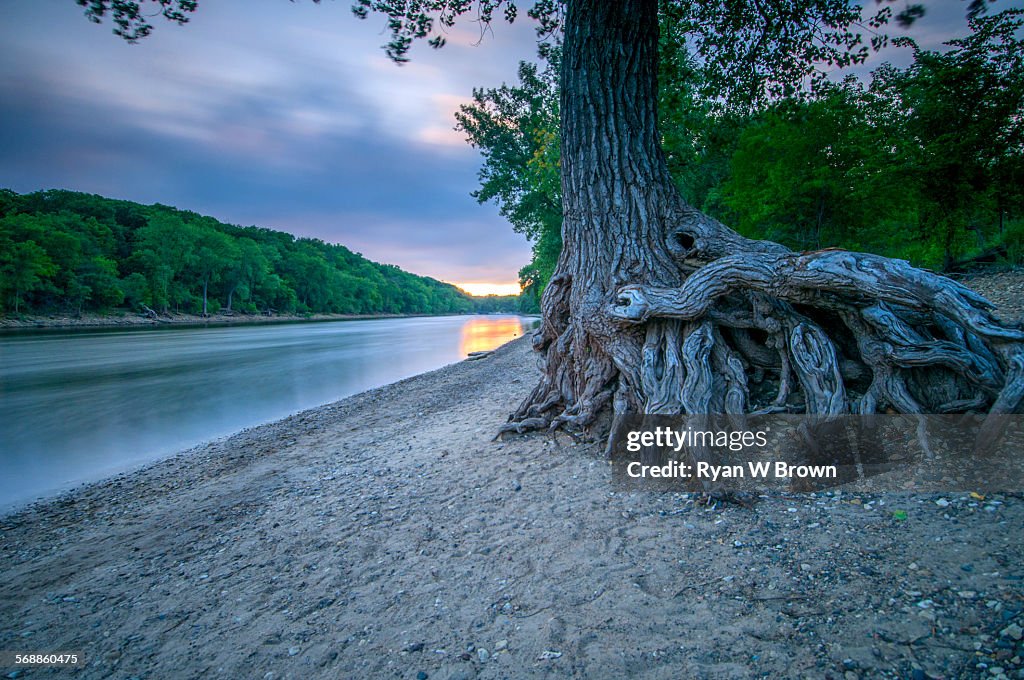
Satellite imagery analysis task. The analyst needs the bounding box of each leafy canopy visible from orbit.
[459,5,1024,280]
[0,190,485,316]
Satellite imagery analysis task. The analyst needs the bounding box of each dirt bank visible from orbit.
[1,295,1023,679]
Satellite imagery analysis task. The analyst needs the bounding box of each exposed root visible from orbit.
[605,248,1023,419]
[608,250,1023,340]
[497,416,552,438]
[506,233,1024,458]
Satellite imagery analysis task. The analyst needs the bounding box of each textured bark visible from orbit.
[504,0,1024,442]
[508,0,682,432]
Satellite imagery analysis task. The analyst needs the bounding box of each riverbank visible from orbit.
[0,310,431,332]
[952,268,1024,324]
[2,332,1023,678]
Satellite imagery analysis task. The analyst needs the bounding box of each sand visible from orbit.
[1,337,1023,679]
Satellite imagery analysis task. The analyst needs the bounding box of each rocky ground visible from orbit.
[1,272,1023,679]
[954,268,1024,325]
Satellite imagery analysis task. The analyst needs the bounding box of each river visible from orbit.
[0,315,535,511]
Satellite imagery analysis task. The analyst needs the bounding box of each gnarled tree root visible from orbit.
[503,243,1024,459]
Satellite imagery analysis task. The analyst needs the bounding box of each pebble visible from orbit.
[287,647,299,656]
[494,640,507,651]
[1002,624,1023,641]
[416,673,428,680]
[477,648,489,662]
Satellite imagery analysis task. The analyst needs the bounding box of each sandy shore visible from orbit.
[1,338,1023,679]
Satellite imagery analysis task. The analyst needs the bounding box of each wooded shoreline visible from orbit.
[0,309,503,333]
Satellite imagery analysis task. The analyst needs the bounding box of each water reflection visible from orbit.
[0,314,534,510]
[459,316,530,356]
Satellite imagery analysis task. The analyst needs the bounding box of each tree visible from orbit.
[0,241,57,313]
[128,213,193,313]
[185,222,234,316]
[456,56,562,303]
[221,237,269,311]
[720,83,872,251]
[869,9,1024,269]
[78,0,1024,440]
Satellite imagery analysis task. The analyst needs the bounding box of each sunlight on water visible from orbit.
[459,316,530,356]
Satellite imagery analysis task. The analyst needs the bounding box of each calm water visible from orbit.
[0,315,534,511]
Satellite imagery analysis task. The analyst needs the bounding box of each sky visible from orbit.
[0,1,539,294]
[0,1,1016,294]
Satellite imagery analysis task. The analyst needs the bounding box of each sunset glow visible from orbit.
[453,282,522,297]
[459,317,526,356]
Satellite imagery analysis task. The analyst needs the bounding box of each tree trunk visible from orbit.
[504,0,1024,441]
[202,277,209,317]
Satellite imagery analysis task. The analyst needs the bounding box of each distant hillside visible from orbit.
[0,189,519,317]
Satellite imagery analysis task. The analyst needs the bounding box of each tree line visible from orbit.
[0,189,518,317]
[457,9,1024,312]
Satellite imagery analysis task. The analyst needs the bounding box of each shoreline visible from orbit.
[1,337,1022,678]
[0,267,1017,333]
[0,310,468,333]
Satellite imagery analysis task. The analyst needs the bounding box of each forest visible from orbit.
[0,189,519,317]
[457,8,1024,312]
